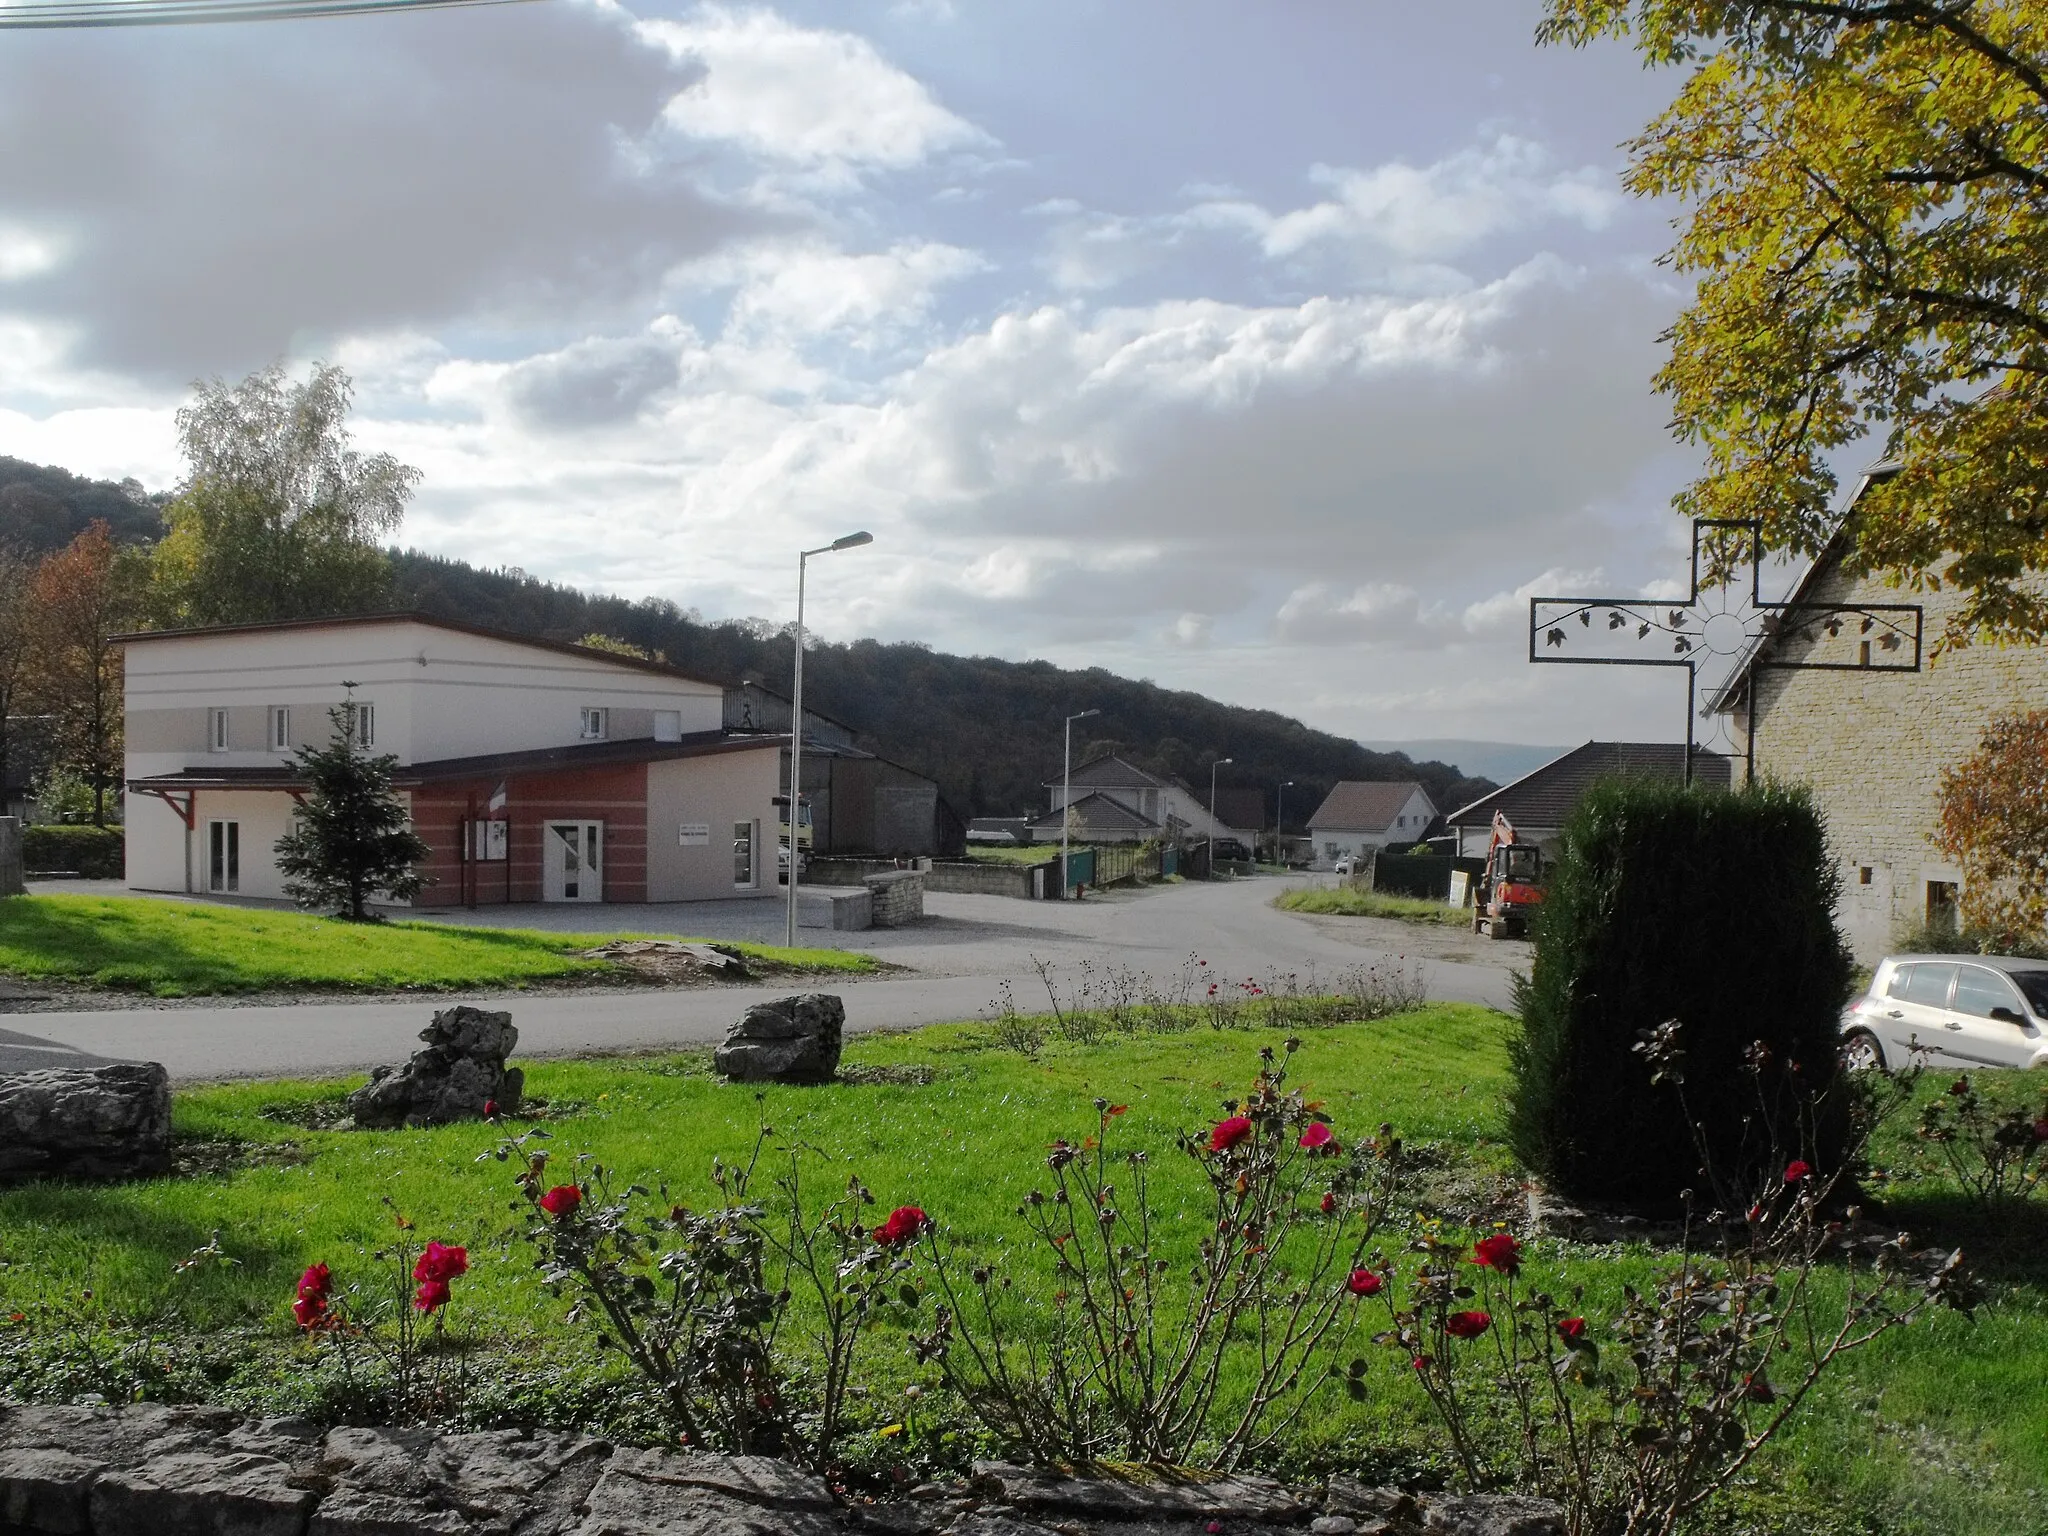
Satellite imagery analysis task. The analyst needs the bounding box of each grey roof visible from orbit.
[1042,754,1171,791]
[1444,741,1732,829]
[1305,781,1432,833]
[1026,791,1162,836]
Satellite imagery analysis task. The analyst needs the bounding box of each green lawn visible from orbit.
[0,1007,2039,1533]
[1276,885,1470,927]
[961,843,1062,865]
[0,893,876,995]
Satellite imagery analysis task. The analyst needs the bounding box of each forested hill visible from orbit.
[0,459,1497,822]
[388,551,1497,822]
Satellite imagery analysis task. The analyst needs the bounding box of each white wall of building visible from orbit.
[1310,786,1437,869]
[644,747,781,901]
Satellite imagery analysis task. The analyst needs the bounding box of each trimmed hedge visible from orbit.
[21,824,125,878]
[1506,778,1852,1211]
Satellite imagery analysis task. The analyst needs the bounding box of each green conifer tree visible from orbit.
[274,689,430,920]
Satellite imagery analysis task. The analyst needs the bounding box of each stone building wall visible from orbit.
[1739,561,2048,962]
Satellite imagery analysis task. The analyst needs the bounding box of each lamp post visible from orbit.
[1274,779,1294,866]
[1207,757,1232,878]
[785,531,873,946]
[1061,708,1099,898]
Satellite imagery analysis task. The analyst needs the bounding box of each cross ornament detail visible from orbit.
[1528,519,1924,783]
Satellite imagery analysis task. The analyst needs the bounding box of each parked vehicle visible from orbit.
[1332,853,1357,876]
[1472,811,1546,940]
[1840,953,2048,1070]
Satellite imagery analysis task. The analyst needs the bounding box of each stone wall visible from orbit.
[810,857,1049,900]
[864,869,924,926]
[1743,563,2048,961]
[0,1403,1562,1536]
[0,817,21,898]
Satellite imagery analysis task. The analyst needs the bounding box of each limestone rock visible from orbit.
[970,1463,1308,1524]
[0,1062,171,1182]
[347,1006,524,1129]
[714,994,844,1084]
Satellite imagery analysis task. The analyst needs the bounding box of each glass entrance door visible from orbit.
[544,821,603,903]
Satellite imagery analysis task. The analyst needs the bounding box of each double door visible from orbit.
[543,821,603,903]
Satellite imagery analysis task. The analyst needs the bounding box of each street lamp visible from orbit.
[785,531,874,946]
[1274,780,1294,866]
[1061,708,1100,898]
[1208,757,1233,878]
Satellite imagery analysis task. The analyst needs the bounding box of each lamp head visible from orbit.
[1072,708,1101,721]
[831,531,874,551]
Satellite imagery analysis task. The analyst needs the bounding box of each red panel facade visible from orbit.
[411,762,649,906]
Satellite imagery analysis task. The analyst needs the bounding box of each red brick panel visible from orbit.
[411,763,649,905]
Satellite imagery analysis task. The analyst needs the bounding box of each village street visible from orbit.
[0,877,1518,1080]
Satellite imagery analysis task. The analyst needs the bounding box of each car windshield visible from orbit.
[2010,970,2048,1016]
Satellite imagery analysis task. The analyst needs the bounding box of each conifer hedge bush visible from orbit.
[1507,778,1853,1210]
[21,824,124,878]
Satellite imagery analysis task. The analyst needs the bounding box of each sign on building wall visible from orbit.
[678,822,711,847]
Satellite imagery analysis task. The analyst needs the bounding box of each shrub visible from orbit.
[21,824,124,878]
[1507,778,1854,1210]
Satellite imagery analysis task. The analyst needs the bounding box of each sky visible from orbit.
[0,0,1760,751]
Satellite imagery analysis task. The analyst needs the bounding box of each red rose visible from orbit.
[296,1263,331,1301]
[1741,1372,1775,1403]
[1346,1268,1384,1297]
[1298,1122,1336,1151]
[1783,1160,1813,1183]
[1444,1310,1491,1339]
[291,1295,328,1330]
[1411,1354,1429,1372]
[412,1242,469,1284]
[2033,1118,2048,1142]
[1320,1192,1336,1214]
[1472,1233,1523,1276]
[1556,1316,1587,1343]
[484,1099,498,1117]
[414,1279,452,1313]
[538,1185,583,1218]
[874,1206,928,1246]
[1208,1116,1254,1152]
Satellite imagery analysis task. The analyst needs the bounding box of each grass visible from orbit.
[961,843,1063,865]
[1275,885,1470,927]
[0,1008,2041,1533]
[0,893,876,996]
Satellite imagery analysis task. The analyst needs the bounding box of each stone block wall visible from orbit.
[1745,562,2048,962]
[811,856,1049,900]
[863,869,924,926]
[0,816,21,898]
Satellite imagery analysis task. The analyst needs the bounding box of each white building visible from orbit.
[1028,754,1236,844]
[1304,781,1438,870]
[121,613,783,907]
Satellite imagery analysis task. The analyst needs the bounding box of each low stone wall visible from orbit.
[809,857,1051,901]
[864,869,924,926]
[0,817,22,898]
[0,1403,1563,1536]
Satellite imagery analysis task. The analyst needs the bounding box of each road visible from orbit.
[0,877,1520,1081]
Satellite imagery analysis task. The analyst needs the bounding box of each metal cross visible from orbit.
[1528,518,1923,783]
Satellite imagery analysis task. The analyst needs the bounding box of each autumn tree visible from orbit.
[1937,708,2048,944]
[29,521,146,825]
[0,541,38,802]
[153,362,419,626]
[1541,2,2048,645]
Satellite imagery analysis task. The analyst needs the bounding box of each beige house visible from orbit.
[121,614,783,907]
[1713,472,2048,961]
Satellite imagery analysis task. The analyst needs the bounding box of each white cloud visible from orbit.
[642,5,987,184]
[1459,566,1607,633]
[698,239,987,346]
[1274,580,1431,643]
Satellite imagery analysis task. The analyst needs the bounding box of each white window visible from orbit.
[355,703,375,748]
[207,820,239,893]
[581,707,609,740]
[208,708,229,753]
[653,710,682,743]
[269,706,290,753]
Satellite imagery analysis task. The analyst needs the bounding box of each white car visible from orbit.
[1840,954,2048,1071]
[1332,855,1357,876]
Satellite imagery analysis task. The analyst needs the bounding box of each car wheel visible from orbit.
[1841,1029,1885,1072]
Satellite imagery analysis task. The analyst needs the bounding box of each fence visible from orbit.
[1367,852,1485,902]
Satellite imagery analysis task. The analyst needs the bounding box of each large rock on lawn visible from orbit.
[714,994,844,1083]
[348,1006,525,1129]
[0,1062,171,1182]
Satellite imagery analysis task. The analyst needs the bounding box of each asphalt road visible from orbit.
[0,877,1520,1081]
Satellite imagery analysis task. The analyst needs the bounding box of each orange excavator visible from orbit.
[1472,811,1547,940]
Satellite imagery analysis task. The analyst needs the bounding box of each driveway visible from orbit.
[0,877,1518,1081]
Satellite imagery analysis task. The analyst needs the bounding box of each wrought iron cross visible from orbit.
[1528,518,1923,783]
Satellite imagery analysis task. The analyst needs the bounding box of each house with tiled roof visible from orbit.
[1304,781,1436,870]
[1036,754,1233,845]
[1443,742,1731,860]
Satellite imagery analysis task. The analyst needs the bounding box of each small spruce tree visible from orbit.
[274,691,430,920]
